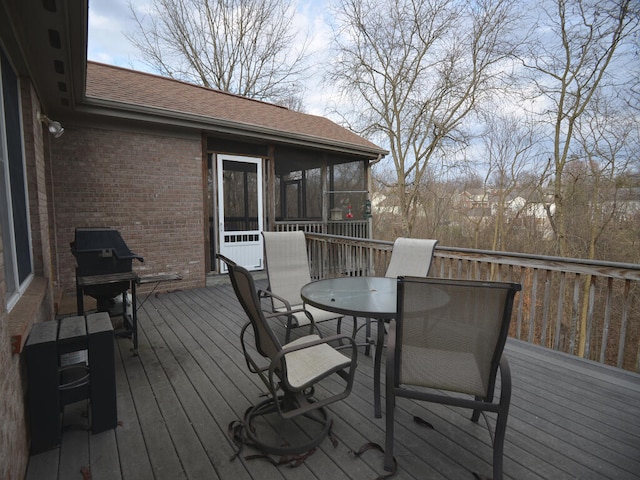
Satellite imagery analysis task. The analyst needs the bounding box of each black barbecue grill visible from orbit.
[72,228,143,279]
[71,228,143,354]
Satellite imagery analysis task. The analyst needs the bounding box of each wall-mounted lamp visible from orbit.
[37,111,64,138]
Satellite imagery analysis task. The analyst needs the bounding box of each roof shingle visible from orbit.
[85,62,384,155]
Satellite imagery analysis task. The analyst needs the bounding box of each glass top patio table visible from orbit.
[300,276,397,320]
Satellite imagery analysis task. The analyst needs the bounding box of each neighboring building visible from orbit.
[370,192,400,215]
[454,188,555,231]
[605,187,640,222]
[0,0,385,476]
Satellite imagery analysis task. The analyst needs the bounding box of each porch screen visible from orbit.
[328,161,367,220]
[222,160,259,231]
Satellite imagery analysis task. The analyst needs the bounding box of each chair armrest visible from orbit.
[270,334,357,392]
[279,334,356,356]
[264,309,307,320]
[258,288,303,322]
[258,288,291,310]
[258,288,316,337]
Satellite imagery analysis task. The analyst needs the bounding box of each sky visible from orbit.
[87,0,337,116]
[87,0,142,68]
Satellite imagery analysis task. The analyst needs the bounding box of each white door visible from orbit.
[217,155,264,272]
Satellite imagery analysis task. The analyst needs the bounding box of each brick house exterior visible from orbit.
[52,125,206,293]
[1,77,55,479]
[0,0,385,477]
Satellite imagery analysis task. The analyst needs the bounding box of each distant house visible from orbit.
[453,188,556,234]
[606,187,640,222]
[370,192,400,215]
[457,189,493,218]
[0,0,385,475]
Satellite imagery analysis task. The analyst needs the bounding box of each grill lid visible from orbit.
[71,228,144,262]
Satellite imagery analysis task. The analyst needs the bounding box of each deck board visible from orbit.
[26,282,640,480]
[112,336,154,480]
[88,430,121,479]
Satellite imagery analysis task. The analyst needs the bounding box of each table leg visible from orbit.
[374,318,385,418]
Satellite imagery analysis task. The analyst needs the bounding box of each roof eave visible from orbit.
[77,97,388,159]
[0,0,87,116]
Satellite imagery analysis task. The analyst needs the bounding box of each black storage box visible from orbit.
[71,228,143,277]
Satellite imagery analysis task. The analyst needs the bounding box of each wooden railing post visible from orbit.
[302,232,640,372]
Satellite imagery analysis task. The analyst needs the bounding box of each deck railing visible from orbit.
[304,232,640,373]
[275,220,370,239]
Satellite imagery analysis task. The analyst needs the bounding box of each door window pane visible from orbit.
[223,160,258,231]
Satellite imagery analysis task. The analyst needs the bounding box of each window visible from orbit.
[328,161,367,220]
[1,49,33,310]
[275,160,368,221]
[276,170,321,220]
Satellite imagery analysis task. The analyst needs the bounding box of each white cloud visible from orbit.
[87,0,151,71]
[289,2,345,117]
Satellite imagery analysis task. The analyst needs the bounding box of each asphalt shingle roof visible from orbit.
[85,62,384,155]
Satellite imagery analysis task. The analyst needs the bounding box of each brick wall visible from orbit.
[51,126,206,294]
[0,86,53,479]
[0,265,23,480]
[0,293,50,479]
[0,332,28,480]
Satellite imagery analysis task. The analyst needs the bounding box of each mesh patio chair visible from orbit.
[385,276,521,480]
[385,237,438,278]
[217,254,357,456]
[262,231,366,345]
[369,237,439,416]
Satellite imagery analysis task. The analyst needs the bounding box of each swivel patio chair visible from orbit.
[385,276,521,480]
[262,230,361,344]
[217,254,357,456]
[385,237,438,278]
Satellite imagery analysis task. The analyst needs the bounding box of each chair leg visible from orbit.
[348,316,373,356]
[365,317,371,356]
[493,358,511,480]
[471,396,482,422]
[384,390,396,471]
[337,317,345,345]
[373,319,385,417]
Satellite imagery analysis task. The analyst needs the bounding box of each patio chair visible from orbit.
[368,237,439,416]
[385,237,438,278]
[385,276,521,480]
[262,231,362,344]
[217,254,357,456]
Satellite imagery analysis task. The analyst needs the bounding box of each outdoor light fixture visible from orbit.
[37,111,64,138]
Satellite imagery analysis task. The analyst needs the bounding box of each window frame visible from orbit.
[1,49,34,311]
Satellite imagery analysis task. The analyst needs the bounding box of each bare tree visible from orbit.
[517,0,640,257]
[569,97,638,261]
[127,0,308,106]
[329,0,517,237]
[568,94,639,357]
[480,112,547,252]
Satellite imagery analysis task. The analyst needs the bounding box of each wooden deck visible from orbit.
[27,280,640,480]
